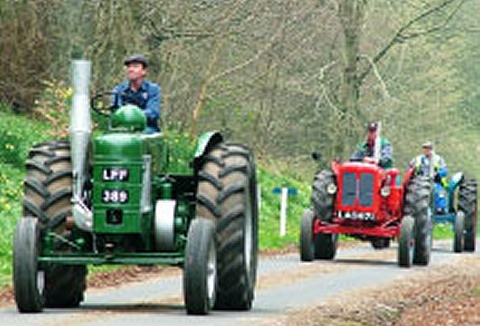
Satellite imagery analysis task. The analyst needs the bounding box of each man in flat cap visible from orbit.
[112,54,161,133]
[410,141,448,186]
[411,142,448,214]
[351,121,393,169]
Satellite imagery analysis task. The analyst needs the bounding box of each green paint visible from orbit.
[111,105,146,132]
[193,131,222,158]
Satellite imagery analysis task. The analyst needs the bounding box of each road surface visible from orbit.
[1,239,477,326]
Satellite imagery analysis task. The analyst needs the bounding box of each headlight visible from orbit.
[327,183,337,195]
[380,186,391,197]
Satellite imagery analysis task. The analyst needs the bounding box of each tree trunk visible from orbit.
[337,0,366,154]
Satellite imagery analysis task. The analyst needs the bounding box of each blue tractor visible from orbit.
[431,170,477,253]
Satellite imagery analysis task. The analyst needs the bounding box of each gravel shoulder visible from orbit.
[266,253,480,326]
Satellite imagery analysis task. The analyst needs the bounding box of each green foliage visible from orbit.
[0,110,50,168]
[257,165,311,250]
[163,129,196,174]
[32,79,72,139]
[0,164,24,284]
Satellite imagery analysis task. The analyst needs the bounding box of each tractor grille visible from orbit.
[342,172,356,206]
[359,173,374,206]
[341,172,374,207]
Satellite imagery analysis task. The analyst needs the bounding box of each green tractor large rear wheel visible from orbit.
[21,141,87,309]
[196,143,258,310]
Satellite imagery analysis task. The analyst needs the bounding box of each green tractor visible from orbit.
[13,60,258,315]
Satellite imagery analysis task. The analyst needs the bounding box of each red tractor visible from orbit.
[300,160,432,268]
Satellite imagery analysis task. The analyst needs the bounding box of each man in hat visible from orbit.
[410,141,448,186]
[350,121,393,169]
[112,54,161,133]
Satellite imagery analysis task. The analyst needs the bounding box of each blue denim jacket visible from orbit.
[112,80,161,133]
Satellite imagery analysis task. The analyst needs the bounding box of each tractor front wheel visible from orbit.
[398,216,415,268]
[300,209,314,262]
[453,212,465,253]
[314,233,338,260]
[184,219,217,315]
[13,217,44,313]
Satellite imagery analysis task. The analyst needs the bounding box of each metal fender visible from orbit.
[448,171,464,194]
[331,160,341,176]
[401,166,415,189]
[192,131,223,169]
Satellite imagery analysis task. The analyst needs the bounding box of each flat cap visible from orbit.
[422,141,433,148]
[124,54,148,67]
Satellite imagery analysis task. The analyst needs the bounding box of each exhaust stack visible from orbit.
[70,60,93,231]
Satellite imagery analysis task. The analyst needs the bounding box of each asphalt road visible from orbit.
[1,239,477,326]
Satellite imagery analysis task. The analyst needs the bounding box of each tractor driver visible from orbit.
[410,141,448,187]
[350,121,393,169]
[112,54,161,134]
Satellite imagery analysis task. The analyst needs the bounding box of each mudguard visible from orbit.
[448,172,464,193]
[192,131,223,170]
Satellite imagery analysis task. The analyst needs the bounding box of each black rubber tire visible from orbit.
[459,180,477,252]
[371,238,391,250]
[398,216,414,268]
[404,176,432,266]
[214,144,258,310]
[13,217,44,313]
[196,144,258,311]
[184,218,217,315]
[453,212,465,253]
[22,141,86,308]
[195,145,226,221]
[300,209,314,262]
[314,233,338,260]
[312,169,336,222]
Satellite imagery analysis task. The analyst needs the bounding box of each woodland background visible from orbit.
[0,0,479,177]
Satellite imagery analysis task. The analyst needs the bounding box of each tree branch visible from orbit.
[358,0,465,84]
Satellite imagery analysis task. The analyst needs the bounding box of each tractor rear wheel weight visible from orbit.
[300,209,314,262]
[398,216,414,268]
[459,180,477,252]
[214,144,258,311]
[312,169,336,222]
[13,218,44,313]
[184,218,217,315]
[453,212,465,253]
[22,141,87,308]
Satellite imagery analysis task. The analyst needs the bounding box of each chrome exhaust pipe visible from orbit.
[70,60,93,231]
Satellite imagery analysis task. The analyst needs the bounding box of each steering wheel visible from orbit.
[90,91,120,116]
